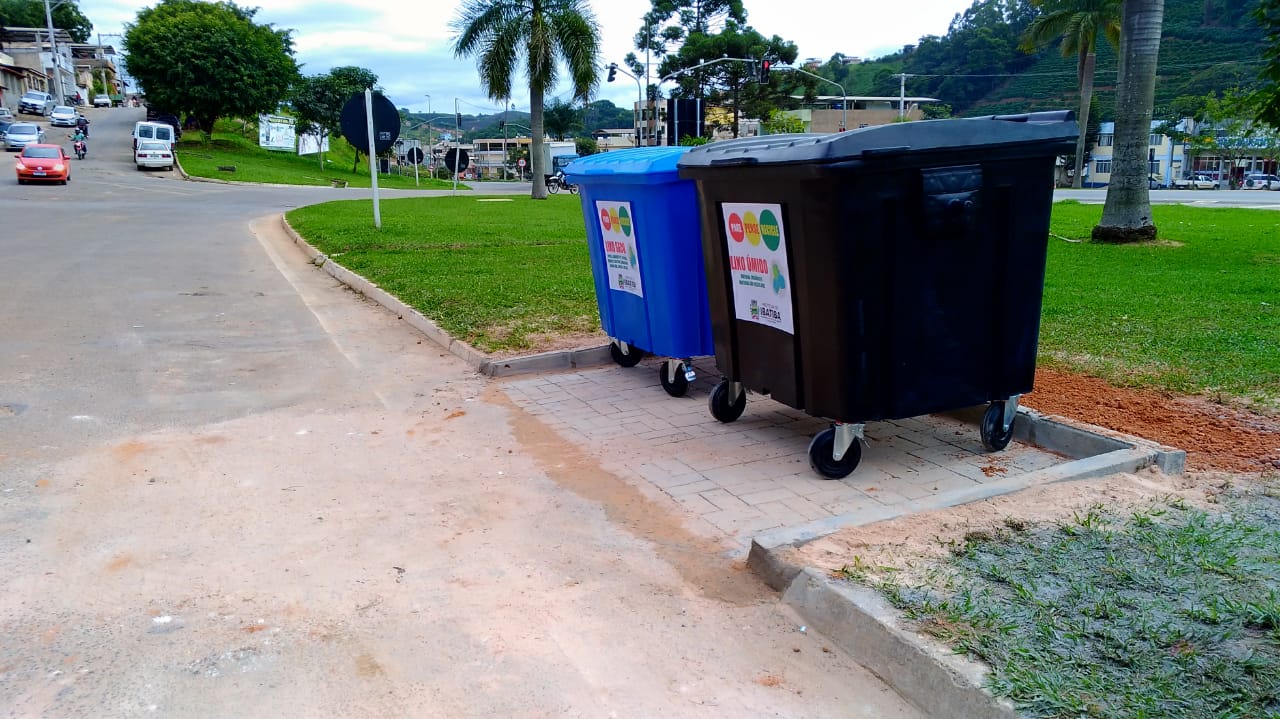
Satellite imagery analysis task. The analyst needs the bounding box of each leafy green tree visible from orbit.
[543,98,583,139]
[1093,0,1164,243]
[574,136,599,155]
[761,108,804,134]
[124,0,299,139]
[1255,0,1280,126]
[451,0,601,199]
[0,0,93,42]
[290,66,378,170]
[1021,0,1121,188]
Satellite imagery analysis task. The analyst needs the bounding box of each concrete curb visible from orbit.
[747,410,1187,719]
[783,568,1020,719]
[277,214,611,377]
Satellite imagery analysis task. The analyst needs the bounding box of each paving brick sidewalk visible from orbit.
[501,357,1066,543]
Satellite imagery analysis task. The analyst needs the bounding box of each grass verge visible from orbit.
[1043,202,1279,408]
[843,495,1280,718]
[176,119,460,190]
[285,196,1279,403]
[285,195,598,353]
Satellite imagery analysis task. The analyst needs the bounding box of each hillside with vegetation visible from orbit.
[813,0,1265,120]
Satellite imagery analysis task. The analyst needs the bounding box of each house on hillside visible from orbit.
[0,51,49,110]
[1,27,76,103]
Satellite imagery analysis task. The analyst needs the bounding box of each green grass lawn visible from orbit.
[176,119,460,190]
[849,495,1280,718]
[1043,202,1279,408]
[285,197,1279,406]
[285,195,598,353]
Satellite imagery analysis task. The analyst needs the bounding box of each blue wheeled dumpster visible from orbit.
[677,112,1078,478]
[564,146,714,397]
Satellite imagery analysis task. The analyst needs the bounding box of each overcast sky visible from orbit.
[78,0,971,116]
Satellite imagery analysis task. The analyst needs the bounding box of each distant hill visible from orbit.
[822,0,1265,120]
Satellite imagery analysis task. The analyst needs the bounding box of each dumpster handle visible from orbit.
[709,157,759,166]
[860,146,911,158]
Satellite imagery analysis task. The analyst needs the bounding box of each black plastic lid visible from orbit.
[676,111,1077,168]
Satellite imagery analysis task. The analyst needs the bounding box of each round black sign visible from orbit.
[339,92,400,154]
[444,148,470,172]
[407,147,425,165]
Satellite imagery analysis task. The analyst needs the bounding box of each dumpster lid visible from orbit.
[564,146,691,178]
[677,111,1077,168]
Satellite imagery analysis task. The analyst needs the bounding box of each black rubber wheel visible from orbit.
[609,342,643,368]
[980,401,1015,452]
[808,427,862,479]
[708,380,746,423]
[659,362,689,397]
[568,184,579,195]
[547,181,560,194]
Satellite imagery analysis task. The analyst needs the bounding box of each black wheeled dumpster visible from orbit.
[677,111,1077,479]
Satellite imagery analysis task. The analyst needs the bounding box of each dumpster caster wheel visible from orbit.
[610,342,644,368]
[808,428,861,480]
[708,380,746,423]
[981,402,1015,452]
[659,362,689,398]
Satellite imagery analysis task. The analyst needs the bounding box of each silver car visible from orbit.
[49,105,78,127]
[4,123,46,151]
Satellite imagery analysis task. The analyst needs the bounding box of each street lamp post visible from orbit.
[776,65,847,132]
[42,0,64,104]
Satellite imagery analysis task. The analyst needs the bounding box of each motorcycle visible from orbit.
[73,139,87,160]
[545,172,578,195]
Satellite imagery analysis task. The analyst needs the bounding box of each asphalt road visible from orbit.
[0,108,923,718]
[1055,186,1280,208]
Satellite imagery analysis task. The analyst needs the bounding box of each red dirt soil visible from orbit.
[1025,368,1280,474]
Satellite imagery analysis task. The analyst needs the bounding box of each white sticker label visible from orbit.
[721,202,793,335]
[594,200,643,298]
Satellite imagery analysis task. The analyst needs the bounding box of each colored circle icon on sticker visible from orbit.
[600,207,612,231]
[744,211,761,246]
[609,208,620,232]
[728,213,745,242]
[618,206,632,237]
[760,209,781,251]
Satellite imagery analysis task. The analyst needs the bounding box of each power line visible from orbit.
[897,59,1264,80]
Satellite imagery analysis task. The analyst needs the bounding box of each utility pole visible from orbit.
[893,73,914,120]
[42,0,63,104]
[503,101,511,180]
[96,33,109,103]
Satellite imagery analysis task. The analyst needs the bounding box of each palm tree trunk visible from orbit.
[530,91,547,200]
[1093,0,1165,243]
[1073,50,1096,189]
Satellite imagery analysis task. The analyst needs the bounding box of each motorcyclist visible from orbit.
[70,128,87,157]
[75,115,89,138]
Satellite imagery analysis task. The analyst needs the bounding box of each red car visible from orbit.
[15,143,70,185]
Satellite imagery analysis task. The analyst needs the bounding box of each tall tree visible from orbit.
[0,0,93,42]
[451,0,601,200]
[1092,0,1165,243]
[1021,0,1121,188]
[1255,0,1280,126]
[290,66,378,169]
[543,98,583,139]
[124,0,298,138]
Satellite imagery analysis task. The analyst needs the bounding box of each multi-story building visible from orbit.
[1087,120,1277,187]
[2,27,77,104]
[0,51,50,111]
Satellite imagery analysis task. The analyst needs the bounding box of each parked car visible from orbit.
[135,140,174,171]
[93,95,111,108]
[0,119,13,140]
[14,143,70,185]
[18,91,55,116]
[0,107,13,121]
[1172,174,1217,190]
[49,105,78,127]
[4,123,46,151]
[1242,173,1280,190]
[1148,173,1166,189]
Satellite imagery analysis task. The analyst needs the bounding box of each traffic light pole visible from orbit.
[606,64,644,146]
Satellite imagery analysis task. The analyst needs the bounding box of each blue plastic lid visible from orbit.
[563,146,691,181]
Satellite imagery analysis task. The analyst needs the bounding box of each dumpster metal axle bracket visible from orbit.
[1002,394,1020,433]
[832,422,866,462]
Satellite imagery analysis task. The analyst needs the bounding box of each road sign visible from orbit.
[339,91,400,154]
[445,148,470,173]
[517,158,526,168]
[408,147,425,165]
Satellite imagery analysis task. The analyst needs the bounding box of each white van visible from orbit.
[133,121,175,150]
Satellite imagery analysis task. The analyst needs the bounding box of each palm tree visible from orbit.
[1092,0,1165,242]
[1021,0,1121,189]
[452,0,601,199]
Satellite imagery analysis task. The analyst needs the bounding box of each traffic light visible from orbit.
[758,59,771,83]
[607,63,618,82]
[498,120,505,130]
[456,113,462,126]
